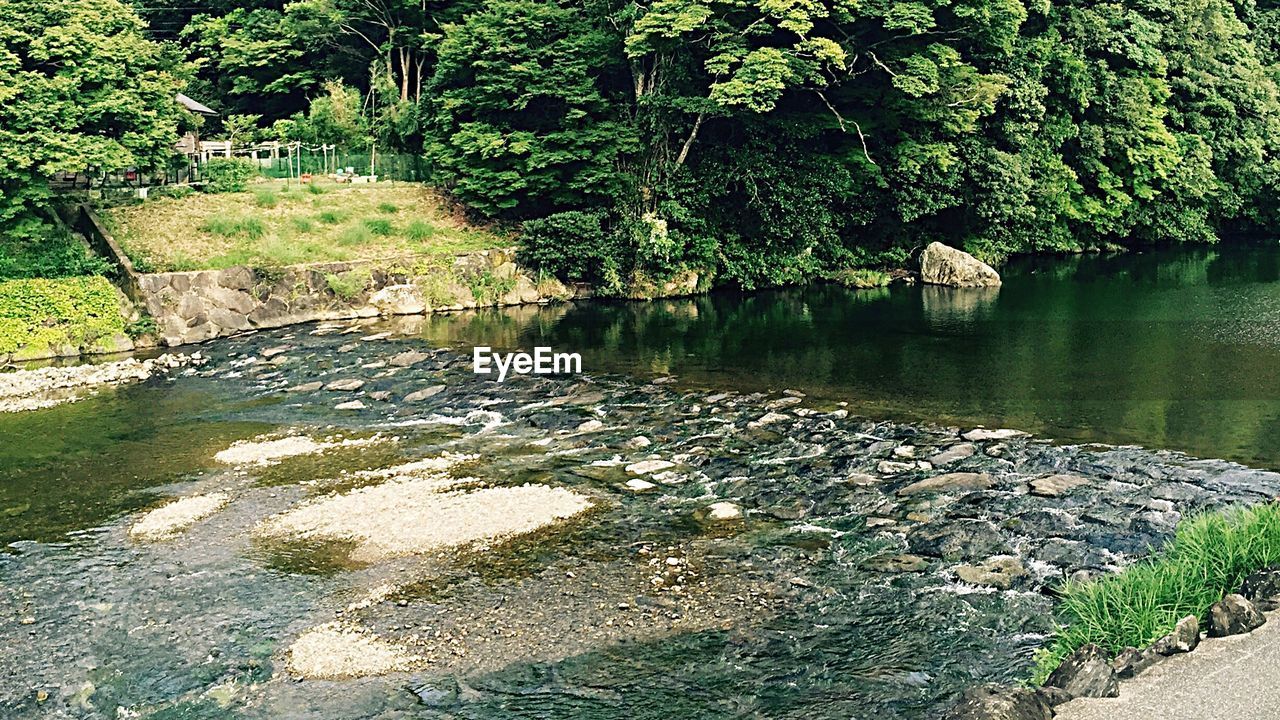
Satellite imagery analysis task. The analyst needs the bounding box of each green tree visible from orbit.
[0,0,184,239]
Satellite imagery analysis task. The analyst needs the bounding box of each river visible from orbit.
[1,245,1278,719]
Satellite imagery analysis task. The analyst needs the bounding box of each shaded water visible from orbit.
[3,246,1280,720]
[422,244,1280,468]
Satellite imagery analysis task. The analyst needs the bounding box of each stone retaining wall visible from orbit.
[137,248,592,347]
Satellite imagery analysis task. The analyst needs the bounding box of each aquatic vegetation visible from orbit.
[1032,502,1280,684]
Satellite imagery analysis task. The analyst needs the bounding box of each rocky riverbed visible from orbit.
[4,317,1280,719]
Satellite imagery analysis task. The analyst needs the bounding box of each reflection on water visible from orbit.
[423,244,1280,468]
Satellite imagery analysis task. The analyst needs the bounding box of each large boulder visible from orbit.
[920,242,1002,287]
[369,284,426,315]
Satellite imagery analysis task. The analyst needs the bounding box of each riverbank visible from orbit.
[5,316,1280,718]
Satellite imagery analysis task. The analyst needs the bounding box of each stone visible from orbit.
[1240,567,1280,610]
[705,502,743,521]
[927,443,978,465]
[625,478,657,492]
[920,241,1002,287]
[324,379,366,392]
[747,411,791,428]
[404,385,446,402]
[626,459,675,475]
[334,400,366,410]
[892,445,916,459]
[576,419,605,432]
[908,520,1010,561]
[261,346,291,358]
[1207,593,1266,637]
[865,516,896,529]
[877,460,917,475]
[287,382,324,393]
[368,391,392,402]
[943,685,1052,720]
[865,554,929,573]
[1151,615,1200,656]
[208,308,251,332]
[624,436,652,449]
[1029,474,1090,497]
[218,266,256,291]
[897,472,994,496]
[1110,646,1160,679]
[962,428,1029,442]
[369,285,426,315]
[1043,644,1119,698]
[954,556,1027,590]
[388,350,431,367]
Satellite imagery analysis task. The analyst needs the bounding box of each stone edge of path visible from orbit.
[942,572,1280,719]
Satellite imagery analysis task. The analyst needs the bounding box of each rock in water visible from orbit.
[920,242,1002,287]
[943,685,1053,720]
[1044,644,1118,698]
[1208,593,1267,637]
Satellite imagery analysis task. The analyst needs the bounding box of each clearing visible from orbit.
[105,180,506,272]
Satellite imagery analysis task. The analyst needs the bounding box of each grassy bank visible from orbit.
[105,181,506,272]
[0,276,129,359]
[1031,502,1280,684]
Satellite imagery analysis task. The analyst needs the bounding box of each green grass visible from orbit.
[324,269,371,300]
[316,209,347,225]
[305,182,327,195]
[291,217,315,233]
[201,214,266,240]
[362,218,394,236]
[253,188,279,208]
[1031,502,1280,684]
[377,202,399,214]
[338,224,372,246]
[405,219,436,242]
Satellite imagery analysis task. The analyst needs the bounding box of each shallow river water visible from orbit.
[2,246,1280,720]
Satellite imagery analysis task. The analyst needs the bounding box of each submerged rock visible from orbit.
[705,502,743,521]
[908,520,1010,561]
[897,472,994,496]
[962,428,1028,442]
[1029,474,1090,497]
[1208,593,1266,637]
[324,378,366,392]
[954,556,1026,590]
[919,242,1002,287]
[404,385,446,402]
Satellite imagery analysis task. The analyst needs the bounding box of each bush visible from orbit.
[316,209,347,225]
[0,231,113,280]
[377,202,398,214]
[0,276,126,355]
[519,210,621,285]
[1032,503,1280,684]
[324,269,370,300]
[253,188,279,208]
[405,220,436,242]
[202,157,259,193]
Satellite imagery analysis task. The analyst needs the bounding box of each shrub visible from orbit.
[377,202,399,214]
[1031,503,1280,684]
[0,276,127,355]
[305,182,327,195]
[519,210,621,285]
[202,157,259,193]
[291,217,315,234]
[0,231,113,280]
[316,210,347,225]
[362,218,394,236]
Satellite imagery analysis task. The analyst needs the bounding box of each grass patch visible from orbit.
[363,218,394,236]
[201,214,266,241]
[253,188,279,208]
[105,181,506,271]
[1031,502,1280,684]
[324,269,371,301]
[828,268,892,289]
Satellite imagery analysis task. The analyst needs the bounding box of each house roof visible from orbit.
[176,93,218,116]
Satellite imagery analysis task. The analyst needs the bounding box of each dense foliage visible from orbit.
[0,0,184,245]
[5,0,1280,290]
[0,276,127,356]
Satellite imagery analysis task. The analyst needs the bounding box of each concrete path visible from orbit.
[1056,612,1280,720]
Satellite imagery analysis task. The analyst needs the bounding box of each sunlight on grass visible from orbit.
[107,181,506,271]
[1031,502,1280,684]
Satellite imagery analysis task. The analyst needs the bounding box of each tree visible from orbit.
[0,0,184,239]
